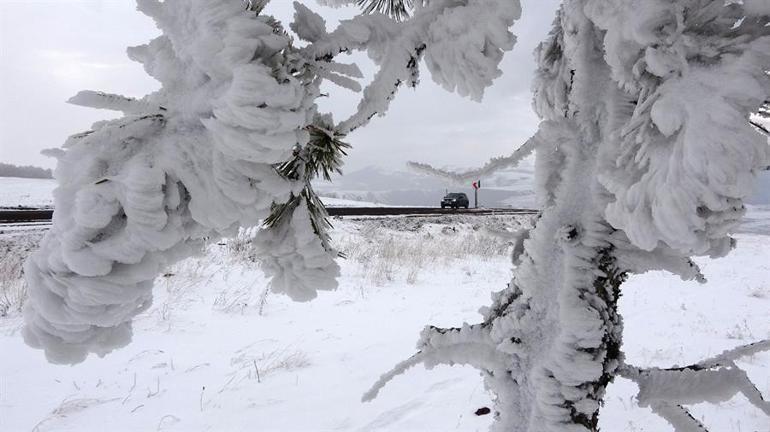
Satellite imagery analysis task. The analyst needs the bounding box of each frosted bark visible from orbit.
[370,2,770,431]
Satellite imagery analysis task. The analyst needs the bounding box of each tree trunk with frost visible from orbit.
[369,1,770,431]
[399,10,632,427]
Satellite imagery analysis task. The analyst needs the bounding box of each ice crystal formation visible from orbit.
[24,0,347,363]
[23,0,519,363]
[23,0,770,431]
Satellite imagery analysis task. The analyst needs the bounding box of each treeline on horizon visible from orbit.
[0,162,53,179]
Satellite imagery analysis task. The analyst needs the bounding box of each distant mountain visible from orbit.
[314,164,537,208]
[325,165,447,191]
[0,162,53,179]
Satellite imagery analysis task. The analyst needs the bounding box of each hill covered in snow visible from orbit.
[314,163,537,208]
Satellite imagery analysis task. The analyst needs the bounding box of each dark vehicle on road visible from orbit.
[441,192,470,209]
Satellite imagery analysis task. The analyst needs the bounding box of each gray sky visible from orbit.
[0,0,560,172]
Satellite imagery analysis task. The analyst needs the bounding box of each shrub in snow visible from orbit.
[23,0,519,362]
[23,0,355,363]
[334,215,523,286]
[1,232,43,317]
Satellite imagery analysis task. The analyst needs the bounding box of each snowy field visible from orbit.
[0,177,56,208]
[1,211,768,431]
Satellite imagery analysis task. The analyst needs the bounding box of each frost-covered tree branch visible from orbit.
[619,340,770,431]
[307,0,521,133]
[68,90,166,115]
[23,0,363,363]
[407,132,538,183]
[23,0,522,364]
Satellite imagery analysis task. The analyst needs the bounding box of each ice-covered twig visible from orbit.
[68,91,165,114]
[697,339,770,369]
[362,339,512,402]
[648,402,709,432]
[623,364,770,419]
[612,232,707,283]
[362,324,510,402]
[308,0,521,134]
[305,13,411,134]
[363,323,511,402]
[619,340,770,429]
[407,133,539,183]
[362,351,426,402]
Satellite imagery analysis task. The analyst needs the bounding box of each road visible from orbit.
[324,207,538,217]
[0,207,538,227]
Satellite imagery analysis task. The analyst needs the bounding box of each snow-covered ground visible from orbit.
[1,211,768,431]
[0,177,56,208]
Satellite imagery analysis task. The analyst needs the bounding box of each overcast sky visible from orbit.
[0,0,560,172]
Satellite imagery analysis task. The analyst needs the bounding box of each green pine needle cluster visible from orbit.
[264,121,350,256]
[358,0,414,21]
[274,123,349,184]
[248,3,351,257]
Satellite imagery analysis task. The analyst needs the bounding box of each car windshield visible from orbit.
[444,193,465,199]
